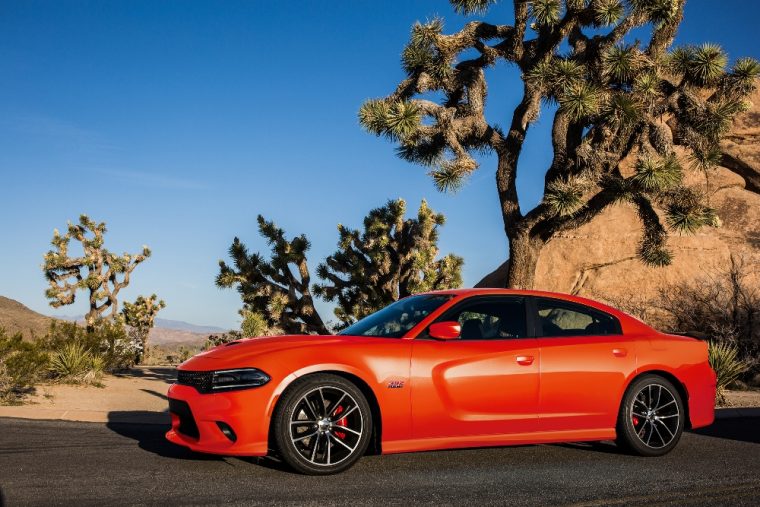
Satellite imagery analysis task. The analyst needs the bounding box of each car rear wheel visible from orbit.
[272,373,372,475]
[616,374,685,457]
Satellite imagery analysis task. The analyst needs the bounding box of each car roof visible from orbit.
[419,287,604,302]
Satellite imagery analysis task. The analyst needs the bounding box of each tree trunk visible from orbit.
[137,333,149,365]
[495,142,544,290]
[505,233,543,289]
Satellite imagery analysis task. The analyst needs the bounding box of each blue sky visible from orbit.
[1,1,758,329]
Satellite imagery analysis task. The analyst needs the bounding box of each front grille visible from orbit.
[177,370,213,393]
[169,398,200,440]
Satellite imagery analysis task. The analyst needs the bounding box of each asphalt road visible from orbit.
[1,417,759,506]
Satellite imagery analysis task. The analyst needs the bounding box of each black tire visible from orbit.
[272,373,372,475]
[616,374,685,457]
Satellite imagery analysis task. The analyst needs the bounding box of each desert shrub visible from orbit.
[0,329,49,404]
[177,346,194,364]
[41,319,137,372]
[204,330,243,350]
[1,319,139,403]
[598,293,661,327]
[92,319,140,370]
[655,256,759,378]
[138,345,170,366]
[709,341,751,406]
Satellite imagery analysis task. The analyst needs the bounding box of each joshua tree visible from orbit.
[122,294,166,363]
[218,200,463,334]
[314,199,463,326]
[360,0,759,288]
[43,215,151,328]
[217,216,328,335]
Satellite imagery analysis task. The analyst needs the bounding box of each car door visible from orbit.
[533,297,636,432]
[411,296,539,439]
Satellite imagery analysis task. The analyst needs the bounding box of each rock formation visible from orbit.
[478,84,760,305]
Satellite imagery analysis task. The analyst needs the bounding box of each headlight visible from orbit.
[211,368,270,391]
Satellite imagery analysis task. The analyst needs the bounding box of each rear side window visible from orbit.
[432,296,528,340]
[535,298,621,337]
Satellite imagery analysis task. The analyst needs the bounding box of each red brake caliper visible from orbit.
[333,405,347,439]
[632,415,640,426]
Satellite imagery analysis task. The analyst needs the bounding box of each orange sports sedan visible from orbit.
[166,289,717,475]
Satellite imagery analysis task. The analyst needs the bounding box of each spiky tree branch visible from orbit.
[361,0,759,288]
[43,215,151,328]
[216,216,328,335]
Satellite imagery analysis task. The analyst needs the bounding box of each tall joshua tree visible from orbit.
[360,0,759,288]
[314,199,463,326]
[122,294,166,363]
[43,215,151,328]
[217,216,329,335]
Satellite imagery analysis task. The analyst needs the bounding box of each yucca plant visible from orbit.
[49,342,101,384]
[708,340,750,406]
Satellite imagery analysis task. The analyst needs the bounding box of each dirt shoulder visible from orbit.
[724,389,760,408]
[0,366,174,424]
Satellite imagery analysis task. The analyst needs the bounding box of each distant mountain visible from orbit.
[54,314,226,334]
[149,319,228,347]
[153,318,226,334]
[0,296,54,338]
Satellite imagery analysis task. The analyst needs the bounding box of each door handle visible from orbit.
[516,355,534,366]
[612,348,627,357]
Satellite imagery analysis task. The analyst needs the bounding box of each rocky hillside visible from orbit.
[148,327,209,347]
[0,296,54,338]
[478,83,760,305]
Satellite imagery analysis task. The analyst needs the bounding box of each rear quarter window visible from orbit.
[535,298,622,337]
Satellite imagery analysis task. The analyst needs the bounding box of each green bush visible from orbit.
[0,329,49,404]
[709,340,751,406]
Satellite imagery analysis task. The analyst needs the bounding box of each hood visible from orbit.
[179,334,352,369]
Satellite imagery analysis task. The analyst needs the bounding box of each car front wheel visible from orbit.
[272,373,372,475]
[616,374,685,456]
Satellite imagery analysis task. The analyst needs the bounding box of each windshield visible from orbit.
[338,294,453,338]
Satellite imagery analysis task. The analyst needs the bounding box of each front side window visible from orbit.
[536,299,621,337]
[431,297,528,340]
[338,294,453,338]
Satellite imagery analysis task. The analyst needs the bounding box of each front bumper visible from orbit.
[165,383,274,456]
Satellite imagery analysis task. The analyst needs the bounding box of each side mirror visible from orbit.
[428,321,461,340]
